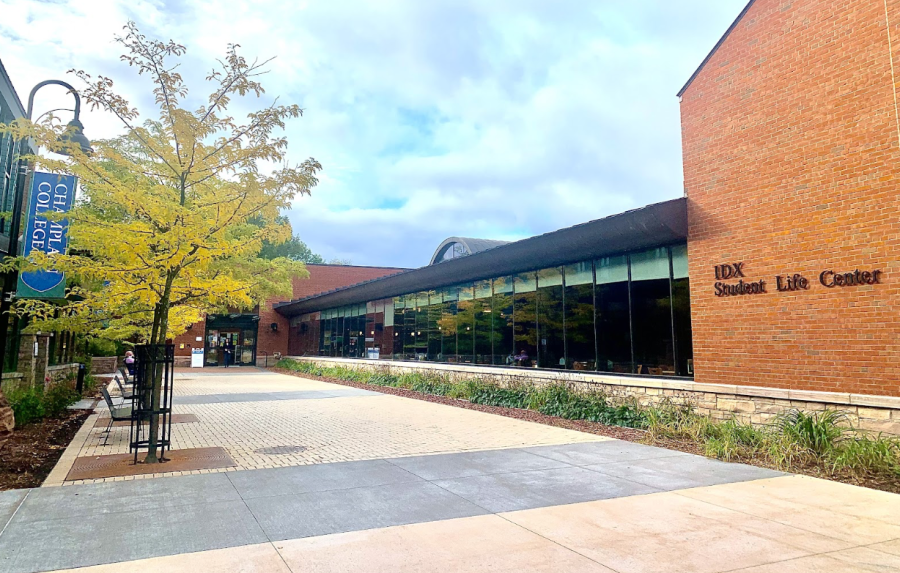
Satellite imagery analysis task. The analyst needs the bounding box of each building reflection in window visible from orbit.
[297,243,694,378]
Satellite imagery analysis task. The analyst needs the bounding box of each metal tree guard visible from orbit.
[129,344,175,464]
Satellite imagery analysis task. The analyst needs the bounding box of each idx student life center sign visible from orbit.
[16,171,76,299]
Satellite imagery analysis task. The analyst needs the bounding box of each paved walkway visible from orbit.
[0,368,898,572]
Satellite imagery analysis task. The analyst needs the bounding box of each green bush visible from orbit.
[775,409,849,456]
[43,382,80,418]
[7,387,45,426]
[828,434,900,476]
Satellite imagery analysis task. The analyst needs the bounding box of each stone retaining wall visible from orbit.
[288,356,900,436]
[0,372,24,394]
[45,364,79,390]
[90,357,118,375]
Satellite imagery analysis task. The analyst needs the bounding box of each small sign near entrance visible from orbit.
[191,348,204,368]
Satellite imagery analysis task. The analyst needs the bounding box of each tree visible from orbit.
[258,217,325,263]
[1,22,321,463]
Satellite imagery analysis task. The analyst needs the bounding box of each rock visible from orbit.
[0,389,13,453]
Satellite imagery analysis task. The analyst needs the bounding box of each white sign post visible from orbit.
[191,347,204,368]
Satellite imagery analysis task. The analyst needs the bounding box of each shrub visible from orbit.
[775,409,849,456]
[468,380,530,409]
[7,387,45,426]
[828,434,900,476]
[43,382,80,418]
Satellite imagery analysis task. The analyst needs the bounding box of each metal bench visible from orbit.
[100,386,133,446]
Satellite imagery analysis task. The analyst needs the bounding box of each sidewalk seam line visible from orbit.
[495,512,626,573]
[0,490,30,542]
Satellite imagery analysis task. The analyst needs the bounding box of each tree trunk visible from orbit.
[144,273,175,464]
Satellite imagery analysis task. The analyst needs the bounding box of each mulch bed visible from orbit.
[0,409,92,491]
[273,367,899,494]
[66,447,236,481]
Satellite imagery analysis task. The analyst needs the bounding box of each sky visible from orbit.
[0,0,748,268]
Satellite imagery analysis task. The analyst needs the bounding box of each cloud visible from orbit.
[0,0,748,267]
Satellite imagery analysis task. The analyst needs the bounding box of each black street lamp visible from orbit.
[0,80,91,369]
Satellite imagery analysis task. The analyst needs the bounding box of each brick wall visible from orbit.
[172,318,205,357]
[681,0,900,396]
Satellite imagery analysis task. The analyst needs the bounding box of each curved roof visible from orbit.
[429,237,511,265]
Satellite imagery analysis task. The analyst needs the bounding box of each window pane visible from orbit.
[537,267,564,368]
[491,277,514,365]
[404,294,418,360]
[427,297,442,361]
[672,276,693,377]
[393,297,405,358]
[565,261,593,286]
[456,284,475,363]
[631,249,674,375]
[336,315,346,357]
[440,286,458,362]
[631,247,670,281]
[474,280,492,364]
[513,272,537,367]
[596,280,631,373]
[415,292,429,359]
[365,307,376,359]
[671,244,689,279]
[565,262,595,370]
[596,255,628,284]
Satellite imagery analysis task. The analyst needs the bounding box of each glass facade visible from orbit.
[289,244,694,378]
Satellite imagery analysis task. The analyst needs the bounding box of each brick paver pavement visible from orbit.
[70,368,604,483]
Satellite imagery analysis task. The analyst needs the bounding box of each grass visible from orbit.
[274,359,900,484]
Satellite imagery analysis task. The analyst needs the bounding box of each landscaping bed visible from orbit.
[273,360,900,494]
[0,408,91,491]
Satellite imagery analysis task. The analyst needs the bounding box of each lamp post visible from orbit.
[0,80,91,369]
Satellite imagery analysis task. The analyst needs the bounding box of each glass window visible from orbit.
[404,294,418,360]
[392,297,405,358]
[415,292,429,359]
[513,272,537,368]
[564,261,595,370]
[457,284,475,363]
[595,255,631,373]
[365,306,376,359]
[670,245,693,376]
[474,280,493,364]
[426,290,442,361]
[440,286,458,362]
[537,267,564,369]
[630,248,674,375]
[491,276,514,365]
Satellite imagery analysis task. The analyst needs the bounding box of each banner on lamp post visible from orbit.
[16,171,76,299]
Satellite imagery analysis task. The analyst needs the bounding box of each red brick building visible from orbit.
[275,0,899,423]
[172,264,404,367]
[680,0,900,396]
[184,0,900,425]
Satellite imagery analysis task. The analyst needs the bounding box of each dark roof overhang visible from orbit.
[275,197,688,318]
[677,0,757,98]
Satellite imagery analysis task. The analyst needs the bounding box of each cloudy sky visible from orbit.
[0,0,746,268]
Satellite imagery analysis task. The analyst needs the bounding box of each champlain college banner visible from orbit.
[16,171,76,299]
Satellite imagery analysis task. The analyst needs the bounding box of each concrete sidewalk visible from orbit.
[0,369,897,572]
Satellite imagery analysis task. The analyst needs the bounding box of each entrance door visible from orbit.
[220,330,242,367]
[204,314,260,367]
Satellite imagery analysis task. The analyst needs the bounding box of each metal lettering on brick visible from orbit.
[714,262,883,298]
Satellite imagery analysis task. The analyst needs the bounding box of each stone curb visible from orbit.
[43,412,101,487]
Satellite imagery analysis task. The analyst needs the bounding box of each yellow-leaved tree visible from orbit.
[1,22,321,463]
